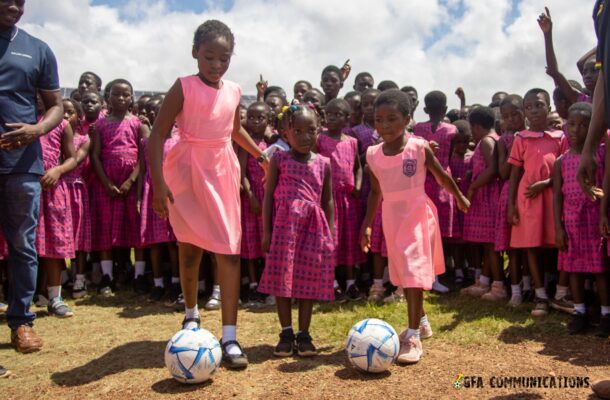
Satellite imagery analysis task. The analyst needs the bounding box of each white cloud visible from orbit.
[21,0,596,120]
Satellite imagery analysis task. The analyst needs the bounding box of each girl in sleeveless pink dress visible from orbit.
[317,99,364,301]
[558,103,609,335]
[259,104,334,358]
[461,108,504,301]
[62,98,92,299]
[507,89,566,318]
[90,80,150,296]
[148,21,268,369]
[239,102,270,303]
[361,90,469,365]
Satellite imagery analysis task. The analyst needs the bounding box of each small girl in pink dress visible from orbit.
[460,107,504,301]
[361,90,469,365]
[90,79,150,296]
[317,98,364,301]
[259,104,334,358]
[507,88,566,317]
[62,98,92,299]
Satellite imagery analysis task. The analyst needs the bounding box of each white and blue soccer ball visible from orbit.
[345,318,400,373]
[164,328,222,384]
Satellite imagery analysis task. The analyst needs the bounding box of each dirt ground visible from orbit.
[1,291,609,400]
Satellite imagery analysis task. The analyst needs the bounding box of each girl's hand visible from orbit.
[584,185,604,202]
[457,195,470,213]
[136,200,142,215]
[601,215,610,238]
[360,227,371,254]
[105,182,121,198]
[537,7,552,34]
[507,204,519,226]
[429,140,440,155]
[340,59,351,82]
[40,167,62,189]
[555,227,568,251]
[256,75,268,97]
[525,180,548,199]
[455,87,465,101]
[152,180,174,219]
[119,179,134,195]
[351,187,361,199]
[261,232,271,253]
[249,196,262,216]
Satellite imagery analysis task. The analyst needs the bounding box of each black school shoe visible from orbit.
[148,285,165,302]
[273,328,295,357]
[296,331,317,357]
[181,317,200,330]
[596,314,610,338]
[346,284,364,301]
[220,339,248,369]
[567,312,588,335]
[133,275,149,295]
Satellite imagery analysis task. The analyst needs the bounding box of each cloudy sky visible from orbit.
[21,0,596,120]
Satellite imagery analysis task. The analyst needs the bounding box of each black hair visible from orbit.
[361,88,381,99]
[344,91,361,101]
[303,89,326,106]
[446,109,460,123]
[108,78,134,95]
[294,80,312,90]
[81,90,103,103]
[355,72,373,81]
[374,89,412,117]
[149,93,166,103]
[568,102,593,118]
[63,98,83,119]
[283,104,321,126]
[193,20,235,51]
[400,86,418,96]
[137,94,152,103]
[524,88,551,106]
[80,71,102,90]
[452,119,472,137]
[326,98,352,115]
[377,80,399,91]
[500,94,524,110]
[322,65,342,79]
[490,91,508,107]
[424,90,447,110]
[264,86,287,101]
[248,101,271,114]
[468,106,496,130]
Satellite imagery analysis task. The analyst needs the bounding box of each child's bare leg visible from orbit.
[298,299,314,332]
[276,296,292,328]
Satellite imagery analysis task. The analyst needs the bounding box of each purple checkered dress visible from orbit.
[63,132,91,252]
[240,137,267,259]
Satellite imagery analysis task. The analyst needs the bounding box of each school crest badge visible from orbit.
[403,159,417,177]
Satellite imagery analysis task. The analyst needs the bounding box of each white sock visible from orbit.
[346,279,356,289]
[479,275,490,286]
[601,306,610,316]
[101,260,113,279]
[555,285,568,300]
[419,315,429,327]
[522,276,532,291]
[455,269,464,278]
[282,325,293,332]
[212,285,220,299]
[222,325,242,356]
[75,274,85,283]
[475,268,482,280]
[48,285,61,300]
[134,261,146,278]
[333,280,340,289]
[373,279,383,287]
[198,280,206,291]
[535,287,548,299]
[511,285,522,296]
[154,278,164,288]
[183,306,199,329]
[574,303,586,314]
[249,282,258,289]
[172,276,180,284]
[406,328,420,340]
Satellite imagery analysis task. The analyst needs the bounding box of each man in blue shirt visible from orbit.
[0,0,63,355]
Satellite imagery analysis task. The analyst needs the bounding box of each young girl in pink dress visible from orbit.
[35,96,76,318]
[90,79,150,297]
[62,98,92,299]
[460,107,503,301]
[557,102,609,336]
[361,90,469,364]
[259,104,334,358]
[507,88,566,317]
[317,98,364,301]
[149,20,268,369]
[238,102,270,304]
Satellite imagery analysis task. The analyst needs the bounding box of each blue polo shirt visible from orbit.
[0,25,60,175]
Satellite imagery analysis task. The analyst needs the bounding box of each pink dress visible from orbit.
[508,130,565,248]
[258,151,335,300]
[163,76,242,254]
[463,134,501,243]
[558,152,604,273]
[367,134,445,290]
[240,137,267,260]
[90,116,142,251]
[370,205,388,257]
[36,120,75,259]
[413,122,457,238]
[349,123,378,211]
[140,134,178,246]
[495,133,516,252]
[448,152,473,242]
[63,131,91,252]
[317,133,365,266]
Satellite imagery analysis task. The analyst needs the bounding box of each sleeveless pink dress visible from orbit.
[366,134,444,290]
[163,76,242,254]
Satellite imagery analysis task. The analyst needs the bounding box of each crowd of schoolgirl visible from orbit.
[0,8,608,365]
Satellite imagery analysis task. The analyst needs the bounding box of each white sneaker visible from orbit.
[419,324,433,339]
[265,295,276,306]
[367,284,385,303]
[204,295,221,310]
[383,290,405,303]
[72,279,88,299]
[397,333,423,364]
[432,280,449,294]
[508,294,523,307]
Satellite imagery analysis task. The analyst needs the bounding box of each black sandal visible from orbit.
[181,317,201,330]
[220,339,248,369]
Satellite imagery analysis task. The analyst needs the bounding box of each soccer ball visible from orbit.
[345,318,399,373]
[164,328,222,384]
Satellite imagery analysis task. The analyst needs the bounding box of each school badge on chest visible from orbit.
[402,159,417,177]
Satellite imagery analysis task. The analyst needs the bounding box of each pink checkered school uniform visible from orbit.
[90,116,142,251]
[240,137,267,259]
[349,123,378,210]
[36,119,75,259]
[508,130,565,248]
[413,122,457,238]
[317,132,365,266]
[558,151,604,273]
[63,131,91,252]
[448,152,473,242]
[495,133,516,251]
[258,151,335,300]
[367,134,444,290]
[463,133,501,243]
[140,134,178,246]
[370,205,388,257]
